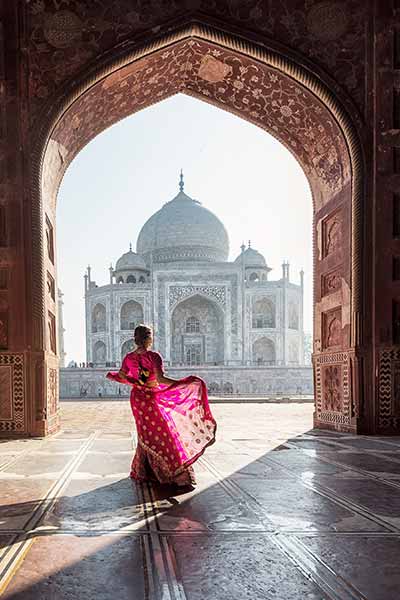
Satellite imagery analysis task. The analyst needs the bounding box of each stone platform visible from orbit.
[1,401,400,599]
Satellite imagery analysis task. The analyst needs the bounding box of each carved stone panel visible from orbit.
[43,10,82,49]
[393,300,400,345]
[0,267,7,289]
[321,266,342,296]
[47,367,58,416]
[0,204,6,247]
[322,307,342,350]
[314,352,351,429]
[321,364,343,412]
[168,285,226,309]
[0,309,7,349]
[322,209,342,258]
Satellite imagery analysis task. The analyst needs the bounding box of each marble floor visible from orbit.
[1,401,400,599]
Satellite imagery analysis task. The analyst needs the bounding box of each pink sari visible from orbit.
[106,350,216,486]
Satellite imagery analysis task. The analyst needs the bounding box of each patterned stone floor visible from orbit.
[1,401,400,599]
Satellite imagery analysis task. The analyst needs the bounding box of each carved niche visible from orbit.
[0,309,8,349]
[393,300,400,345]
[45,214,55,264]
[0,204,6,247]
[321,266,342,296]
[48,311,56,354]
[322,364,343,412]
[322,209,342,258]
[0,267,7,289]
[47,271,55,301]
[322,308,342,350]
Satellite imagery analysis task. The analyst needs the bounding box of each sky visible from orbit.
[57,93,313,363]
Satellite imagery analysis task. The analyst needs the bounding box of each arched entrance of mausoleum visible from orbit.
[1,22,367,436]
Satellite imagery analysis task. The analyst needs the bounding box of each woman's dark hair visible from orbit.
[134,324,152,346]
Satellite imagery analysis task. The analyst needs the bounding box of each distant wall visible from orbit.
[60,366,313,398]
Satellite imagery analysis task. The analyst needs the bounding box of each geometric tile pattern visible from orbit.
[0,354,25,433]
[378,348,400,431]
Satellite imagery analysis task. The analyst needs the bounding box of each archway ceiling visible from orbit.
[47,38,350,211]
[27,1,366,115]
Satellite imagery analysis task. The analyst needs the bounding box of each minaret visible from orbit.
[57,289,66,368]
[300,269,305,365]
[281,261,288,365]
[241,242,246,365]
[84,267,90,364]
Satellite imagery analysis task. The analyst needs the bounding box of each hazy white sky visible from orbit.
[57,94,312,363]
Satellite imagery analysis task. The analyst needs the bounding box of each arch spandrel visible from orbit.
[45,36,351,211]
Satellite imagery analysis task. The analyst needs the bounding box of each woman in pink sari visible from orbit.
[106,325,216,488]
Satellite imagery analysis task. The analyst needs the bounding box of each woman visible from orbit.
[106,324,216,488]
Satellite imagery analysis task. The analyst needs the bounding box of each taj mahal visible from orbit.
[60,173,313,397]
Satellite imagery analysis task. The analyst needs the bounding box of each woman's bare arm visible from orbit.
[155,369,180,387]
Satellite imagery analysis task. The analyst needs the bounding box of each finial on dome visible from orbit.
[129,243,132,252]
[248,240,251,249]
[179,169,184,192]
[241,242,246,253]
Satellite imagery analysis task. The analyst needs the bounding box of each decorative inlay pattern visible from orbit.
[26,1,367,111]
[48,39,351,201]
[198,54,233,82]
[43,10,82,49]
[168,285,226,309]
[378,348,400,430]
[0,354,25,432]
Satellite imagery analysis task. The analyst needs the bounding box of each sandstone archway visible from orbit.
[1,23,365,436]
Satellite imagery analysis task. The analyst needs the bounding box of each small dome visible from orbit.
[136,173,229,264]
[115,247,147,272]
[235,245,267,267]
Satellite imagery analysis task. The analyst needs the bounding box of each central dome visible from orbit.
[136,179,229,264]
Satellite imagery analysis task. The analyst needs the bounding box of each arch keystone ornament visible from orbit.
[3,16,379,437]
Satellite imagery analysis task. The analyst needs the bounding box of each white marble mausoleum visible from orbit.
[60,174,313,397]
